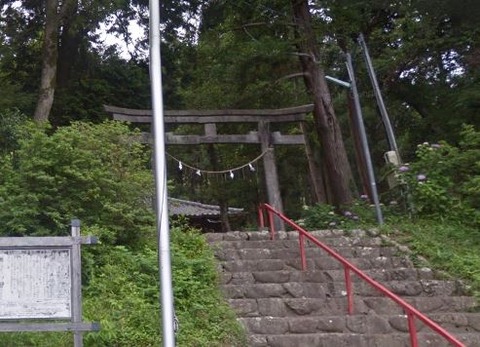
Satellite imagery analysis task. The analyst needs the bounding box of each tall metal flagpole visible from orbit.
[149,1,176,346]
[345,53,384,225]
[358,33,401,163]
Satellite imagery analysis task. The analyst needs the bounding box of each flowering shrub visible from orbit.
[301,204,340,229]
[302,200,376,230]
[396,125,480,226]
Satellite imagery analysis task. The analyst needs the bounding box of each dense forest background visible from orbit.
[1,0,479,225]
[0,1,479,345]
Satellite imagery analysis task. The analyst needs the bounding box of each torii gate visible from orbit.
[104,104,314,230]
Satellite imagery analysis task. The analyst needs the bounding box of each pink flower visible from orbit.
[417,174,427,181]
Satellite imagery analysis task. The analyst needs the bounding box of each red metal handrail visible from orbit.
[258,203,465,347]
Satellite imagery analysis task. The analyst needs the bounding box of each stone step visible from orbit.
[219,255,414,273]
[208,230,480,346]
[239,312,480,335]
[220,268,441,285]
[228,296,479,317]
[221,280,467,299]
[205,229,373,243]
[209,236,387,251]
[248,332,480,347]
[214,245,400,261]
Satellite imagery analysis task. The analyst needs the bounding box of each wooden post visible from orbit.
[206,124,232,232]
[71,219,83,347]
[259,121,285,231]
[204,123,216,137]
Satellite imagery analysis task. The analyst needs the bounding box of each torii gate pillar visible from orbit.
[259,121,285,231]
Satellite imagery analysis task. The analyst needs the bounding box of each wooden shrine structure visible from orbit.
[104,104,314,230]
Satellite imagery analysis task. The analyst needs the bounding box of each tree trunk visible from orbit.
[34,0,59,123]
[34,0,77,123]
[57,1,81,89]
[300,122,327,203]
[218,201,232,233]
[291,0,354,207]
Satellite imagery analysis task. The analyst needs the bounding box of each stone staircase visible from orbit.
[205,229,480,347]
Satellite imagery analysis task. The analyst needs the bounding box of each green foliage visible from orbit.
[52,58,151,126]
[0,121,245,346]
[302,203,339,229]
[387,220,480,297]
[302,199,377,230]
[0,108,28,154]
[84,223,245,347]
[394,125,480,227]
[0,224,246,347]
[83,245,161,346]
[0,75,35,112]
[0,121,154,246]
[181,0,305,111]
[170,222,247,347]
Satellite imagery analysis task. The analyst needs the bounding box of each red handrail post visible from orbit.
[299,233,307,271]
[407,311,419,347]
[344,267,354,315]
[267,210,276,240]
[258,204,265,230]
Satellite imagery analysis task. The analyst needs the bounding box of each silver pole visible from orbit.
[149,1,176,346]
[345,53,384,225]
[325,75,351,89]
[358,33,401,163]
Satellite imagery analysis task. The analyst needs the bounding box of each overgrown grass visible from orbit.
[382,218,480,298]
[302,202,480,300]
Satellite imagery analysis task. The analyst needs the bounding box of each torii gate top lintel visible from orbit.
[103,104,313,124]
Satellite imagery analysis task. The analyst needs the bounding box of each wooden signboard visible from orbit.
[0,220,99,346]
[0,248,71,319]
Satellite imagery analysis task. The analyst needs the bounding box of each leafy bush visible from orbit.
[395,125,480,227]
[170,222,247,347]
[0,121,154,246]
[84,223,245,347]
[301,199,377,230]
[83,245,161,346]
[0,108,27,154]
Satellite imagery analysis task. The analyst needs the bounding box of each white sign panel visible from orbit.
[0,249,71,319]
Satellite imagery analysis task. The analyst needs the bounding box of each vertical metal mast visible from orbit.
[358,33,401,163]
[346,53,384,225]
[149,1,176,346]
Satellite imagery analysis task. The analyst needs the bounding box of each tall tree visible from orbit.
[1,0,183,122]
[34,0,77,122]
[291,0,354,206]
